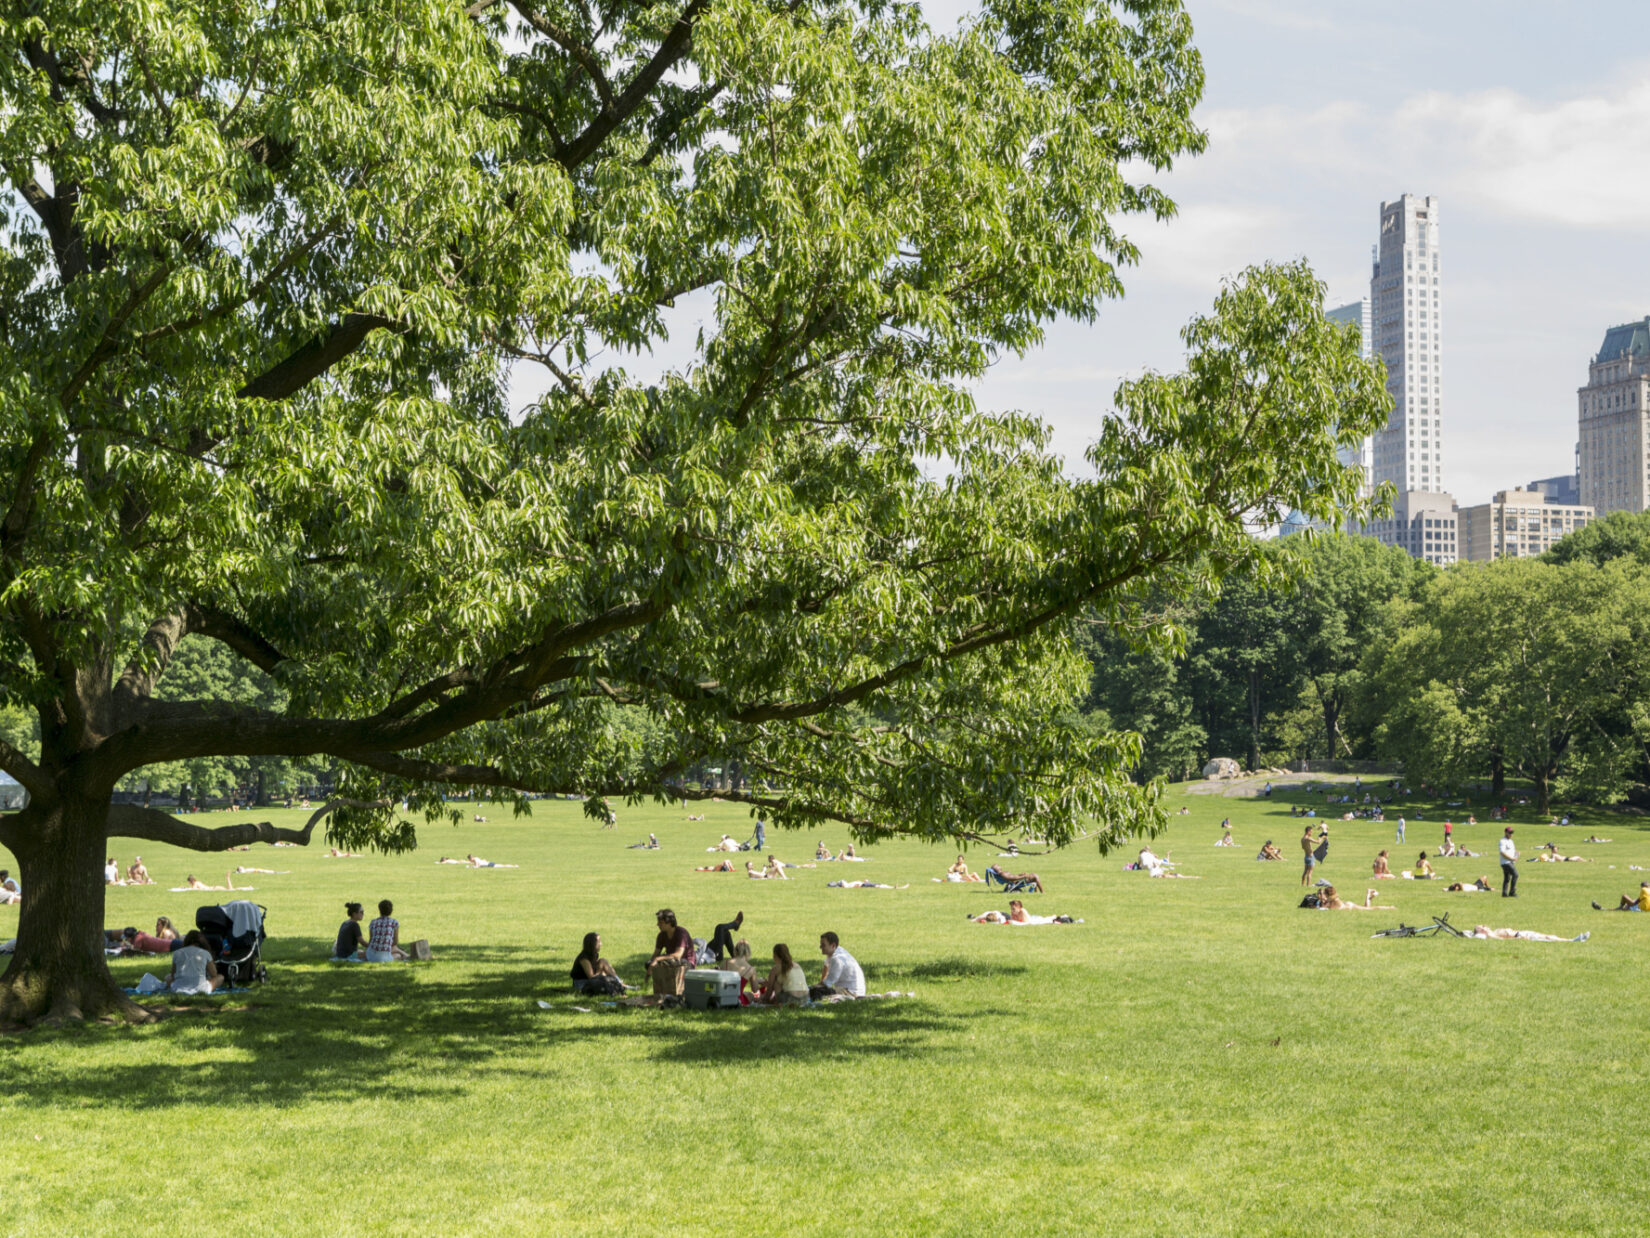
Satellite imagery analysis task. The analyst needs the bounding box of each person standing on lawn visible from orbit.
[1301,826,1317,887]
[1499,827,1519,898]
[1396,817,1406,844]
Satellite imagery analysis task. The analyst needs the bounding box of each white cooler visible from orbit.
[683,968,742,1009]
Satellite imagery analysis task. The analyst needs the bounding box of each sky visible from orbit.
[947,0,1650,506]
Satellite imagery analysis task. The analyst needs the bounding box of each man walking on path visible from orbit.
[1499,827,1519,898]
[1301,825,1318,887]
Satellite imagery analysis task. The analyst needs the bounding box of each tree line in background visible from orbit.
[1081,511,1650,813]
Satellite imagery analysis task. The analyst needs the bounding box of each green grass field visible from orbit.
[3,781,1647,1237]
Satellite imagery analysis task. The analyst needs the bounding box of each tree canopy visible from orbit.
[0,0,1387,1021]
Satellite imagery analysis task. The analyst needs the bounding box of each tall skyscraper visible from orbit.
[1369,195,1443,495]
[1577,317,1650,515]
[1326,297,1373,495]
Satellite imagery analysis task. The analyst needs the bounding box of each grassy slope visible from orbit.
[2,783,1647,1237]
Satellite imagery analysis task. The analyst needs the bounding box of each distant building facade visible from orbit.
[1327,297,1374,497]
[1370,194,1443,499]
[1458,489,1593,562]
[1577,317,1650,515]
[1362,491,1458,566]
[1527,471,1580,508]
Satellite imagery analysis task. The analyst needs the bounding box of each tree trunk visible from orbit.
[256,767,269,808]
[1535,767,1551,816]
[1490,751,1505,799]
[1247,669,1261,772]
[0,793,149,1025]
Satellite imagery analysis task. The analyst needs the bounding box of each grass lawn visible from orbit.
[3,780,1648,1237]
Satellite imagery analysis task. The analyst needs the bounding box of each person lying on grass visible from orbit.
[572,932,630,993]
[1372,851,1394,878]
[1132,850,1196,880]
[696,859,737,872]
[119,925,180,955]
[1316,885,1393,910]
[1446,876,1493,892]
[1530,848,1589,863]
[1468,925,1590,942]
[826,879,907,889]
[747,857,788,880]
[463,854,518,868]
[175,870,247,892]
[1594,882,1650,912]
[235,865,288,875]
[970,901,1077,925]
[627,834,660,850]
[324,847,363,858]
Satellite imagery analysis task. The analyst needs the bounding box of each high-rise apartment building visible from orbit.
[1326,297,1373,495]
[1364,491,1458,566]
[1577,317,1650,515]
[1369,195,1443,497]
[1458,489,1592,562]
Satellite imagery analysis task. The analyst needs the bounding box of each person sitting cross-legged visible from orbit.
[809,931,866,1000]
[571,932,629,994]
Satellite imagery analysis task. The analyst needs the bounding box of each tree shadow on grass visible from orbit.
[0,940,1015,1110]
[888,956,1030,984]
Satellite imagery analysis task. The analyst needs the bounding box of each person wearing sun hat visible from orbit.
[1498,826,1519,898]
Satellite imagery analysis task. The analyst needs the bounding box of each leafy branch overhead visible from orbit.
[0,0,1390,1020]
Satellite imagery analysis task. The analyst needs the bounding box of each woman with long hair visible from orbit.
[761,943,809,1005]
[572,932,626,992]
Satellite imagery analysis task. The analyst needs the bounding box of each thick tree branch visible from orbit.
[557,0,710,170]
[106,798,390,850]
[237,313,401,401]
[184,604,289,675]
[0,740,49,802]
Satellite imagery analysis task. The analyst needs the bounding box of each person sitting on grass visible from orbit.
[1257,841,1283,862]
[816,842,835,860]
[708,835,740,853]
[1414,852,1435,879]
[333,902,367,960]
[758,943,809,1006]
[749,856,788,880]
[1595,882,1650,912]
[0,870,19,905]
[126,856,154,884]
[840,844,865,861]
[989,863,1045,892]
[166,930,224,994]
[945,855,983,882]
[1446,876,1493,892]
[723,940,758,1000]
[1372,850,1394,878]
[1215,825,1235,847]
[1468,925,1590,942]
[571,932,628,993]
[1316,885,1393,910]
[105,856,125,885]
[810,931,866,1000]
[627,834,660,850]
[647,909,694,987]
[366,899,408,962]
[696,858,737,872]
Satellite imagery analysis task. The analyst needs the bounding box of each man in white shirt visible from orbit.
[0,870,19,905]
[815,932,865,998]
[1499,827,1519,898]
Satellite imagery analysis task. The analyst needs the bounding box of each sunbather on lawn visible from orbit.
[1446,876,1493,892]
[465,854,518,868]
[235,866,288,875]
[1469,925,1590,942]
[971,901,1076,924]
[1594,882,1650,912]
[827,879,906,889]
[324,847,363,858]
[1317,885,1392,910]
[988,864,1045,891]
[696,859,736,872]
[173,870,248,892]
[746,859,786,880]
[1372,851,1394,878]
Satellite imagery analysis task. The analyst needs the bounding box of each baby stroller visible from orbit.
[196,900,269,987]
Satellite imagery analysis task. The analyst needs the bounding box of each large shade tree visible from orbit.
[0,0,1386,1022]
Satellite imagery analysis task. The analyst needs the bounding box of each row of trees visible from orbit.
[1086,512,1650,813]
